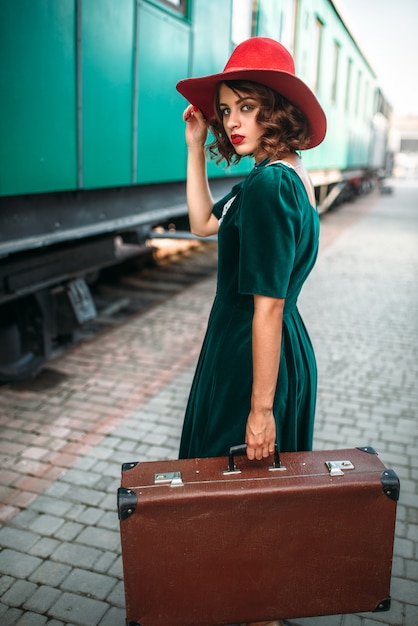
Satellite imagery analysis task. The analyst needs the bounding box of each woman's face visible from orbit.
[218,83,266,163]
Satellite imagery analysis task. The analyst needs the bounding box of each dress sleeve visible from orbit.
[238,165,302,298]
[212,181,243,219]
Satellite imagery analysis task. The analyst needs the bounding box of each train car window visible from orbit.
[309,17,323,93]
[345,58,353,112]
[232,0,257,45]
[355,69,362,116]
[256,0,295,52]
[280,0,296,53]
[331,41,341,104]
[364,81,369,120]
[257,1,279,40]
[149,0,188,17]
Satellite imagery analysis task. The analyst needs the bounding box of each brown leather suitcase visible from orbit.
[117,446,399,626]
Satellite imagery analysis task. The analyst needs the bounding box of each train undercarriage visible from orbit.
[0,168,384,384]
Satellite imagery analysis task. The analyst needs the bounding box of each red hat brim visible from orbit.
[176,68,327,149]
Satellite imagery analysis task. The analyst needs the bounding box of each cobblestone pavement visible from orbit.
[0,179,417,625]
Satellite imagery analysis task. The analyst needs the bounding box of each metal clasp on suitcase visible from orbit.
[325,460,355,476]
[224,444,287,474]
[154,471,184,487]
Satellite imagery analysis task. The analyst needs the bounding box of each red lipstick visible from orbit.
[231,134,245,145]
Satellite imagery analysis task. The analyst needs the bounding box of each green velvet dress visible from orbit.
[179,160,319,459]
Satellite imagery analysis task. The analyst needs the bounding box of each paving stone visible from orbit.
[30,561,72,586]
[70,456,97,471]
[60,568,117,600]
[96,511,118,530]
[29,536,60,558]
[15,612,48,625]
[404,603,418,626]
[0,575,15,596]
[52,520,83,542]
[0,607,24,625]
[27,495,74,518]
[23,585,62,614]
[394,536,415,559]
[0,503,19,525]
[83,446,114,461]
[391,576,418,605]
[406,523,418,542]
[91,550,119,575]
[0,526,40,552]
[0,549,42,578]
[98,605,127,626]
[98,492,119,512]
[405,558,418,581]
[0,604,10,620]
[107,555,123,579]
[99,475,117,493]
[29,514,65,536]
[114,438,137,452]
[51,542,103,569]
[66,486,104,507]
[49,592,108,626]
[105,579,125,606]
[62,504,103,526]
[60,468,102,488]
[1,580,38,608]
[75,526,120,551]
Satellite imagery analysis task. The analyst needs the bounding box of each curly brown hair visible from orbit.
[207,80,311,166]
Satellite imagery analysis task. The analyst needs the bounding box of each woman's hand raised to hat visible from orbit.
[183,104,208,148]
[181,104,218,237]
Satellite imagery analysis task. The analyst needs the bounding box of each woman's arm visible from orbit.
[183,106,219,237]
[245,294,284,460]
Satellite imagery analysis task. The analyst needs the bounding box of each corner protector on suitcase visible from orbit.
[117,487,138,521]
[121,462,139,473]
[357,446,378,455]
[373,597,391,612]
[381,469,400,501]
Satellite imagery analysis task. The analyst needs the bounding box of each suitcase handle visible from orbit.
[227,444,281,473]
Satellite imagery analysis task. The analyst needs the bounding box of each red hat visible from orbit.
[176,37,326,149]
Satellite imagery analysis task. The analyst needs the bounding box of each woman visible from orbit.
[176,37,326,626]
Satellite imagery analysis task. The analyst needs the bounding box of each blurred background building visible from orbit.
[391,116,418,178]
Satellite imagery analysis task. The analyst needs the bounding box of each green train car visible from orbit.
[0,0,391,381]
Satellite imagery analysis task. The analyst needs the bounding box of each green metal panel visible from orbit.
[293,0,378,172]
[191,0,231,78]
[82,0,135,189]
[257,0,287,41]
[0,0,77,196]
[136,1,190,183]
[192,0,253,179]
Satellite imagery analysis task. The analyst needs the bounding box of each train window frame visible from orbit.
[364,80,369,121]
[355,69,362,116]
[145,0,190,20]
[331,41,341,104]
[345,57,353,112]
[280,0,296,54]
[311,16,324,94]
[232,0,257,46]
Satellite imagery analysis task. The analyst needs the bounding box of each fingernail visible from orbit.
[193,105,199,112]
